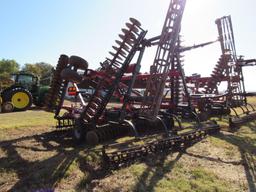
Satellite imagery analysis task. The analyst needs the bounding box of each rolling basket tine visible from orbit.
[103,122,220,168]
[243,104,250,114]
[247,103,256,111]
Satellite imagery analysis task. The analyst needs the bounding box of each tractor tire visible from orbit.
[69,55,88,70]
[6,87,33,111]
[2,102,14,113]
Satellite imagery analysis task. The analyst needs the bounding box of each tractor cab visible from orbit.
[11,72,39,93]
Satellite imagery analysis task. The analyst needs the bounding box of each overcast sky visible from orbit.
[0,0,255,90]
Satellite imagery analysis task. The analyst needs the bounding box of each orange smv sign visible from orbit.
[67,86,77,96]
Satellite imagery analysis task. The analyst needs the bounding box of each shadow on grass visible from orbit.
[184,151,242,165]
[1,118,254,191]
[0,129,107,191]
[132,152,183,192]
[247,121,256,132]
[213,124,256,192]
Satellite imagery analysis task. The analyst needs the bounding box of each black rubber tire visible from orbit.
[86,130,100,146]
[198,112,210,122]
[73,119,86,144]
[69,55,88,70]
[1,89,12,103]
[4,87,33,111]
[61,69,82,83]
[2,102,14,113]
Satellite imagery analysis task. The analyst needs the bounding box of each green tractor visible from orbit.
[0,72,49,113]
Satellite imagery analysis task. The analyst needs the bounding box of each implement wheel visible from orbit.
[2,102,14,113]
[73,119,86,143]
[198,112,209,122]
[8,88,33,111]
[86,130,100,145]
[61,68,82,83]
[69,55,88,70]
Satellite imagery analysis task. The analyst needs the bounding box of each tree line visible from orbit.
[0,59,53,87]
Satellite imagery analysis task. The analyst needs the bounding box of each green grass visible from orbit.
[1,98,256,191]
[154,167,232,192]
[116,159,235,192]
[0,110,55,129]
[209,136,236,149]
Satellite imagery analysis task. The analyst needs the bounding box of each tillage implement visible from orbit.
[45,0,220,167]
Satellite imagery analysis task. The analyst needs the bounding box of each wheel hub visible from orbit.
[11,92,30,109]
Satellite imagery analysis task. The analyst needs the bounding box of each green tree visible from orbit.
[0,73,15,89]
[0,59,19,88]
[22,63,41,76]
[0,59,19,74]
[22,62,53,78]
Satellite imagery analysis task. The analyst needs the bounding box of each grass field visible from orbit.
[0,99,256,191]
